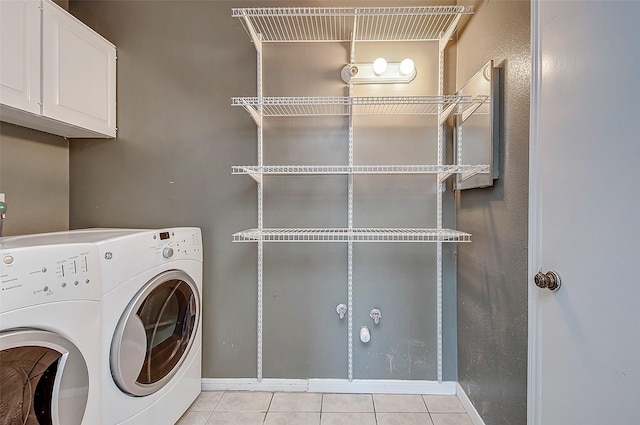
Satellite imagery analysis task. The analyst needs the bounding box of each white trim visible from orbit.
[528,0,542,425]
[201,378,456,395]
[456,383,487,425]
[201,378,308,392]
[309,379,456,394]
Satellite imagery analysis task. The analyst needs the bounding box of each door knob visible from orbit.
[534,271,561,292]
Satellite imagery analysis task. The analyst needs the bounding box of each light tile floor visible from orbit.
[176,391,474,425]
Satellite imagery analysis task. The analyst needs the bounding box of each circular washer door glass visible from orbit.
[111,270,199,396]
[0,329,89,425]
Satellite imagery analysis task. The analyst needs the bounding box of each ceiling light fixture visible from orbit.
[341,58,417,84]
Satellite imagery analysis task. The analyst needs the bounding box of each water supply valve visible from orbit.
[0,193,6,219]
[370,308,382,325]
[0,193,6,237]
[336,304,347,320]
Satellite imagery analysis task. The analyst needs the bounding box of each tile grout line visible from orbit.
[212,390,223,412]
[372,394,379,425]
[263,391,274,424]
[422,393,437,425]
[374,395,379,424]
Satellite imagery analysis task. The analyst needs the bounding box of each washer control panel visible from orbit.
[0,244,101,313]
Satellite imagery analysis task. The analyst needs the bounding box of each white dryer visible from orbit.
[96,227,203,425]
[0,230,133,425]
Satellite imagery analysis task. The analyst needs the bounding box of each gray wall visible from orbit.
[0,123,69,236]
[69,0,458,381]
[455,1,530,424]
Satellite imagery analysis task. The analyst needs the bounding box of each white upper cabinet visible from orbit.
[41,0,116,137]
[0,0,40,115]
[0,0,116,138]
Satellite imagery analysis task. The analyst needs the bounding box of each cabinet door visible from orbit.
[42,0,116,137]
[0,0,41,114]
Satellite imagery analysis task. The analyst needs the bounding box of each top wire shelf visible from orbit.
[232,6,474,43]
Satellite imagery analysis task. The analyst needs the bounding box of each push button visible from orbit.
[3,255,13,265]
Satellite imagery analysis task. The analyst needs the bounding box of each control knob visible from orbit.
[162,247,174,258]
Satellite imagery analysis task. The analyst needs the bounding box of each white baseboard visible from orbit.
[309,379,456,394]
[201,378,308,392]
[201,378,456,395]
[456,382,487,425]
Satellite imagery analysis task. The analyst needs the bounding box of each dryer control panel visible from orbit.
[150,228,202,260]
[97,227,202,295]
[0,244,101,313]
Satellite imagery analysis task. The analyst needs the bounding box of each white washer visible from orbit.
[97,227,203,425]
[0,229,135,425]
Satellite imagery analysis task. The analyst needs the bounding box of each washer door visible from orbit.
[110,270,200,396]
[0,329,89,425]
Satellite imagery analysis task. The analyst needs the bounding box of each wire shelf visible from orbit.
[232,6,473,43]
[233,228,472,243]
[233,164,490,176]
[232,96,476,117]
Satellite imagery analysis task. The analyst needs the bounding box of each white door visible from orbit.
[529,1,640,424]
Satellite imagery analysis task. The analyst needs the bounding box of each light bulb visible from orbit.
[400,58,415,76]
[372,58,387,75]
